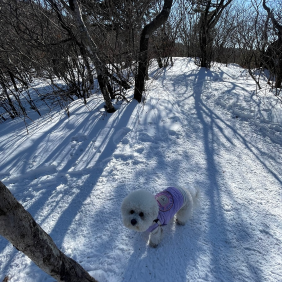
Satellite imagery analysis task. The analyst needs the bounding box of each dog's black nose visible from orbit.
[131,219,137,226]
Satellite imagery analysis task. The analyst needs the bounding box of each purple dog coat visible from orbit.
[146,187,185,233]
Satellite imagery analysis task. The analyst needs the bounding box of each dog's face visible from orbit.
[121,190,159,232]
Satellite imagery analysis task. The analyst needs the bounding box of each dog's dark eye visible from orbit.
[139,212,144,217]
[130,210,135,214]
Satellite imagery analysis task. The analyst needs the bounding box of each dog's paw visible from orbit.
[176,218,186,225]
[149,241,159,248]
[148,226,163,247]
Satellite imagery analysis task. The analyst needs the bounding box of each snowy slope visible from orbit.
[0,58,281,282]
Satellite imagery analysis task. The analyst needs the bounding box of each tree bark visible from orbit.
[70,0,116,112]
[0,181,98,282]
[134,0,173,102]
[0,81,17,119]
[262,0,282,88]
[198,0,233,68]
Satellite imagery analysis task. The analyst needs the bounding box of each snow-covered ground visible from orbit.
[0,58,281,282]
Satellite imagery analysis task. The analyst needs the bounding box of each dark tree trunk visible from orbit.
[277,55,282,88]
[275,45,282,88]
[198,0,233,69]
[262,0,282,88]
[261,39,282,88]
[134,0,173,102]
[1,82,17,118]
[200,25,209,68]
[0,181,98,282]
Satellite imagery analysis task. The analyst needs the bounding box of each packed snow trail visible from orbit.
[0,58,281,282]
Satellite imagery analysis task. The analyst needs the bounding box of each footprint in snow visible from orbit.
[167,123,182,137]
[135,146,145,154]
[168,116,180,122]
[71,134,87,143]
[168,129,178,136]
[138,132,154,143]
[70,134,87,157]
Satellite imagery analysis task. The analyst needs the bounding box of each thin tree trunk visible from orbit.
[79,44,94,89]
[134,0,173,102]
[1,81,17,118]
[70,0,115,112]
[0,181,98,282]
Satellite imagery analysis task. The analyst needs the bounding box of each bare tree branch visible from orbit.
[0,181,98,282]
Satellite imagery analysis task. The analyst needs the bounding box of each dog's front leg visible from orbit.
[149,226,163,248]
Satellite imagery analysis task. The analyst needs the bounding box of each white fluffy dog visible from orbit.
[121,186,199,247]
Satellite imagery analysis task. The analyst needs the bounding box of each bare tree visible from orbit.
[0,0,135,119]
[212,2,238,65]
[0,0,94,120]
[0,181,98,282]
[134,0,173,102]
[262,0,282,88]
[46,0,116,112]
[193,0,233,68]
[176,0,198,58]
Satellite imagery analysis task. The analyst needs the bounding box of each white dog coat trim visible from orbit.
[146,187,186,233]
